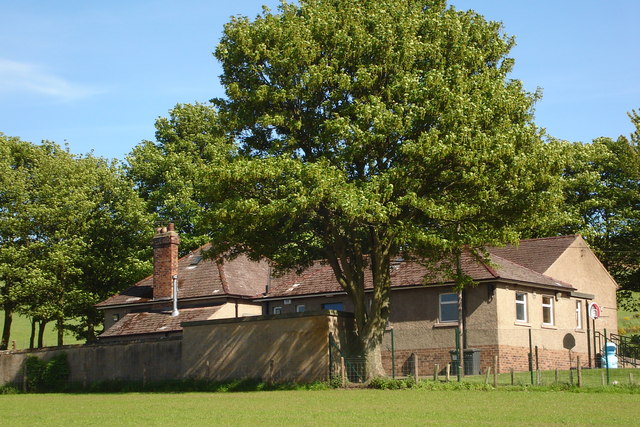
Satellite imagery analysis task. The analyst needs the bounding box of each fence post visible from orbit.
[577,356,582,387]
[536,369,541,385]
[446,363,450,382]
[510,368,514,386]
[412,353,419,382]
[493,356,498,387]
[604,328,610,385]
[528,329,534,385]
[455,327,461,382]
[629,372,634,385]
[484,366,491,384]
[601,371,605,386]
[433,364,439,381]
[569,368,573,386]
[340,357,346,387]
[555,368,558,384]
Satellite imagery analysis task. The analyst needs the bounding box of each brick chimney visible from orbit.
[152,223,180,300]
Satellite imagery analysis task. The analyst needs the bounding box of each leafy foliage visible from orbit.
[198,0,563,376]
[24,353,70,392]
[0,134,153,347]
[127,103,235,254]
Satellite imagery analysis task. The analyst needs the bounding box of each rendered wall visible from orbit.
[0,338,182,386]
[181,312,353,383]
[543,236,618,333]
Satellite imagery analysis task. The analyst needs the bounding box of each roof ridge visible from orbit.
[517,235,579,243]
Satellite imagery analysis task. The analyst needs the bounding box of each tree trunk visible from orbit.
[37,320,47,348]
[57,317,64,346]
[29,318,36,349]
[0,308,13,350]
[455,251,465,378]
[86,322,96,343]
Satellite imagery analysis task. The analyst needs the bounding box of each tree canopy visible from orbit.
[0,134,152,348]
[190,0,564,376]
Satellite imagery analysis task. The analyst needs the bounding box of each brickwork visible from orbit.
[382,344,590,376]
[152,223,180,300]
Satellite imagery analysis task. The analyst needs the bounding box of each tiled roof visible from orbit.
[96,245,269,308]
[487,235,578,274]
[97,236,579,308]
[263,239,577,298]
[99,306,221,338]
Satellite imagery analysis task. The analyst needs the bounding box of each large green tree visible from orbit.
[0,135,152,348]
[127,103,234,254]
[199,0,562,377]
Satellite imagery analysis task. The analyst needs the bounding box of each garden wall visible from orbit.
[0,337,182,386]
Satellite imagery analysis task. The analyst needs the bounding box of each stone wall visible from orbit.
[181,311,353,383]
[0,337,182,386]
[1,312,353,386]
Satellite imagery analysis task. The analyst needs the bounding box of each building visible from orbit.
[97,226,618,375]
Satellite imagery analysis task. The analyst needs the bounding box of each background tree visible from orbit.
[201,0,563,377]
[127,103,235,254]
[541,111,640,310]
[0,135,152,348]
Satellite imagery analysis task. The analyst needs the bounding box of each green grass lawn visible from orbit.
[0,311,83,349]
[618,292,640,336]
[0,389,638,426]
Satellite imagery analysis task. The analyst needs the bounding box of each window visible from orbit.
[542,296,554,325]
[112,313,120,322]
[272,306,282,315]
[439,293,458,323]
[296,304,306,313]
[515,292,527,322]
[322,302,344,311]
[576,300,582,329]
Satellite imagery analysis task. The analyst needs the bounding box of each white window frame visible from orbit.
[576,300,582,329]
[515,292,527,322]
[272,306,282,315]
[296,304,306,313]
[438,293,458,323]
[542,296,554,325]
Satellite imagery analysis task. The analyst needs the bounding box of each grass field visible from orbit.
[0,311,82,349]
[0,389,638,426]
[618,292,640,336]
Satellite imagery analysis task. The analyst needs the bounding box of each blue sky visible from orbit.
[1,0,638,160]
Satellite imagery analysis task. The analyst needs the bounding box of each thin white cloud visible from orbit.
[0,58,104,101]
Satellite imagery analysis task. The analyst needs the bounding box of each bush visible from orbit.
[24,353,70,392]
[368,377,416,390]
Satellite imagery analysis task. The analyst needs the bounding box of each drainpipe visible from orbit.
[171,274,179,317]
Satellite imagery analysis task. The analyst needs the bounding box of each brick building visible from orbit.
[97,226,618,375]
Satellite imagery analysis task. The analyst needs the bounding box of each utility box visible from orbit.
[601,342,618,369]
[450,349,481,375]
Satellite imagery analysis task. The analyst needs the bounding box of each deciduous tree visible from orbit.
[202,0,562,377]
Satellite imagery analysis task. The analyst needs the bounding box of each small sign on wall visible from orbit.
[588,302,601,320]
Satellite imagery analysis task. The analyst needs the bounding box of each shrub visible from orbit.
[24,353,70,392]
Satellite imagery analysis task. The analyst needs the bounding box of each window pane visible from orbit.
[516,303,526,322]
[440,303,458,322]
[516,293,525,302]
[322,302,344,311]
[440,293,457,303]
[543,307,551,324]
